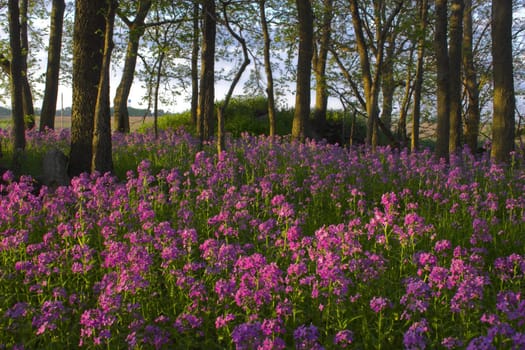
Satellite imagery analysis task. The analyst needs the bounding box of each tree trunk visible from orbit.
[69,0,105,177]
[153,49,165,140]
[197,0,216,143]
[434,0,450,160]
[292,0,313,141]
[490,0,515,163]
[381,31,396,134]
[349,0,402,149]
[411,0,428,152]
[191,2,199,128]
[463,0,480,153]
[92,0,117,174]
[8,0,26,153]
[40,0,65,131]
[113,0,152,133]
[217,1,251,153]
[259,0,277,137]
[349,0,375,147]
[398,47,414,146]
[312,0,333,135]
[448,0,464,155]
[19,0,35,130]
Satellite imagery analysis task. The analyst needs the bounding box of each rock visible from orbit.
[42,148,69,187]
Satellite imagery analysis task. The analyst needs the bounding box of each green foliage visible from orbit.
[138,95,296,138]
[222,96,289,137]
[137,95,370,145]
[0,129,70,176]
[136,111,194,134]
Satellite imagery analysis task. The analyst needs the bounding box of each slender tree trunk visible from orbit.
[349,0,402,149]
[113,0,152,133]
[292,0,313,141]
[381,31,396,134]
[191,2,200,128]
[259,0,276,136]
[92,0,117,173]
[398,48,414,146]
[448,0,464,155]
[463,0,480,153]
[154,50,165,140]
[217,1,251,153]
[40,0,65,131]
[491,0,515,163]
[69,0,105,177]
[349,0,375,147]
[312,0,333,134]
[18,0,35,130]
[411,0,428,152]
[434,0,450,160]
[8,0,25,154]
[197,0,216,143]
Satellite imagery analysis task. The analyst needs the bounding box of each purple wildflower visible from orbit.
[5,302,30,319]
[466,336,495,350]
[293,324,324,350]
[231,322,264,350]
[215,314,236,329]
[403,319,429,350]
[496,291,525,325]
[434,239,452,254]
[261,318,285,336]
[32,300,65,335]
[334,330,354,348]
[370,296,391,313]
[400,277,431,319]
[441,337,463,349]
[259,337,287,350]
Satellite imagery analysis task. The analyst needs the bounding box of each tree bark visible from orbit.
[349,0,375,147]
[19,0,35,130]
[411,0,428,152]
[191,2,200,128]
[491,0,515,163]
[40,0,65,131]
[197,0,216,144]
[69,0,105,177]
[349,0,402,149]
[292,0,313,141]
[113,0,152,133]
[381,31,396,135]
[259,0,277,137]
[8,0,26,153]
[398,47,414,146]
[448,0,464,155]
[463,0,480,153]
[92,0,117,174]
[153,45,164,140]
[434,0,450,160]
[312,0,333,134]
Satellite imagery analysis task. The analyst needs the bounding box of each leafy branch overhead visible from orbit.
[0,0,523,169]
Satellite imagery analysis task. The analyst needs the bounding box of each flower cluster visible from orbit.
[0,128,524,348]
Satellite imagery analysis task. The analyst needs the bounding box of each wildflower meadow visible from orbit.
[0,127,524,349]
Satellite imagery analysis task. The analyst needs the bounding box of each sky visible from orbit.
[27,57,304,115]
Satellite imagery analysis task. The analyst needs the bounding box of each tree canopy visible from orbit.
[0,0,524,168]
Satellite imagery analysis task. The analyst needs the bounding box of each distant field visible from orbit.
[50,116,150,131]
[0,116,150,132]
